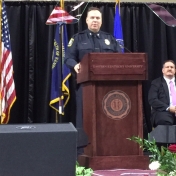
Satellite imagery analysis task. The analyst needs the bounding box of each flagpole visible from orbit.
[58,23,63,123]
[56,0,65,123]
[0,0,2,125]
[54,0,64,123]
[56,111,58,123]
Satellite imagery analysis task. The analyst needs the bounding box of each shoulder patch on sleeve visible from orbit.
[68,38,74,47]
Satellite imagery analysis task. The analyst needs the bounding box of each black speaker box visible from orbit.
[0,123,77,176]
[149,125,176,143]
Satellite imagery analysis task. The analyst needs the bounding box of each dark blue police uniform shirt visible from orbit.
[65,29,122,69]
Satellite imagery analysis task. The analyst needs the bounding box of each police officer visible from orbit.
[65,7,121,129]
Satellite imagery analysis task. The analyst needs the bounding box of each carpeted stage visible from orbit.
[92,169,156,176]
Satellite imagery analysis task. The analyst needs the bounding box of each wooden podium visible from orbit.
[77,53,150,170]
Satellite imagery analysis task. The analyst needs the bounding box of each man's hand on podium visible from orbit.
[74,63,81,73]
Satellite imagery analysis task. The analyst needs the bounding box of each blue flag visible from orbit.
[49,24,71,114]
[114,4,124,53]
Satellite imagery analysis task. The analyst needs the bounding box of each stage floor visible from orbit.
[92,169,157,176]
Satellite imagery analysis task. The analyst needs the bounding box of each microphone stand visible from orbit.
[119,44,132,53]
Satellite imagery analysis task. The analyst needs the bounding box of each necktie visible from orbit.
[92,34,100,52]
[170,81,176,105]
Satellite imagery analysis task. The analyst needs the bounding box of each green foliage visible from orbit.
[76,162,93,176]
[127,136,160,161]
[128,135,176,175]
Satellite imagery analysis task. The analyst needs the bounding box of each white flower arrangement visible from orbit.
[149,161,161,170]
[128,136,176,176]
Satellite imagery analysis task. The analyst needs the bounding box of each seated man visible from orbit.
[148,60,176,127]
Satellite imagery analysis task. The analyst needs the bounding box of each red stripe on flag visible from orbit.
[1,50,10,70]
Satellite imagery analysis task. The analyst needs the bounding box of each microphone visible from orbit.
[119,43,132,53]
[116,40,132,53]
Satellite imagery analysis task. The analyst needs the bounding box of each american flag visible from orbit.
[46,6,78,25]
[0,1,16,124]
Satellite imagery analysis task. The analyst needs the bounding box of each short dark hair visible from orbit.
[163,60,176,67]
[87,7,102,16]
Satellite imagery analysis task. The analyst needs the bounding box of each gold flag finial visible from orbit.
[116,0,119,5]
[60,0,64,9]
[115,0,120,14]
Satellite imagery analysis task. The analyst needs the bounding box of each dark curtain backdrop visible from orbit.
[5,2,176,137]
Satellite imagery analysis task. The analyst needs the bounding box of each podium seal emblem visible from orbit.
[102,90,131,120]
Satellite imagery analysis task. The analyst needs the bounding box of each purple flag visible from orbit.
[146,3,176,27]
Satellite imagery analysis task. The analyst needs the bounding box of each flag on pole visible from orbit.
[0,1,16,124]
[49,24,71,114]
[114,0,124,53]
[46,6,78,25]
[146,3,176,27]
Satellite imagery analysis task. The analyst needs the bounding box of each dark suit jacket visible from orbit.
[148,77,171,125]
